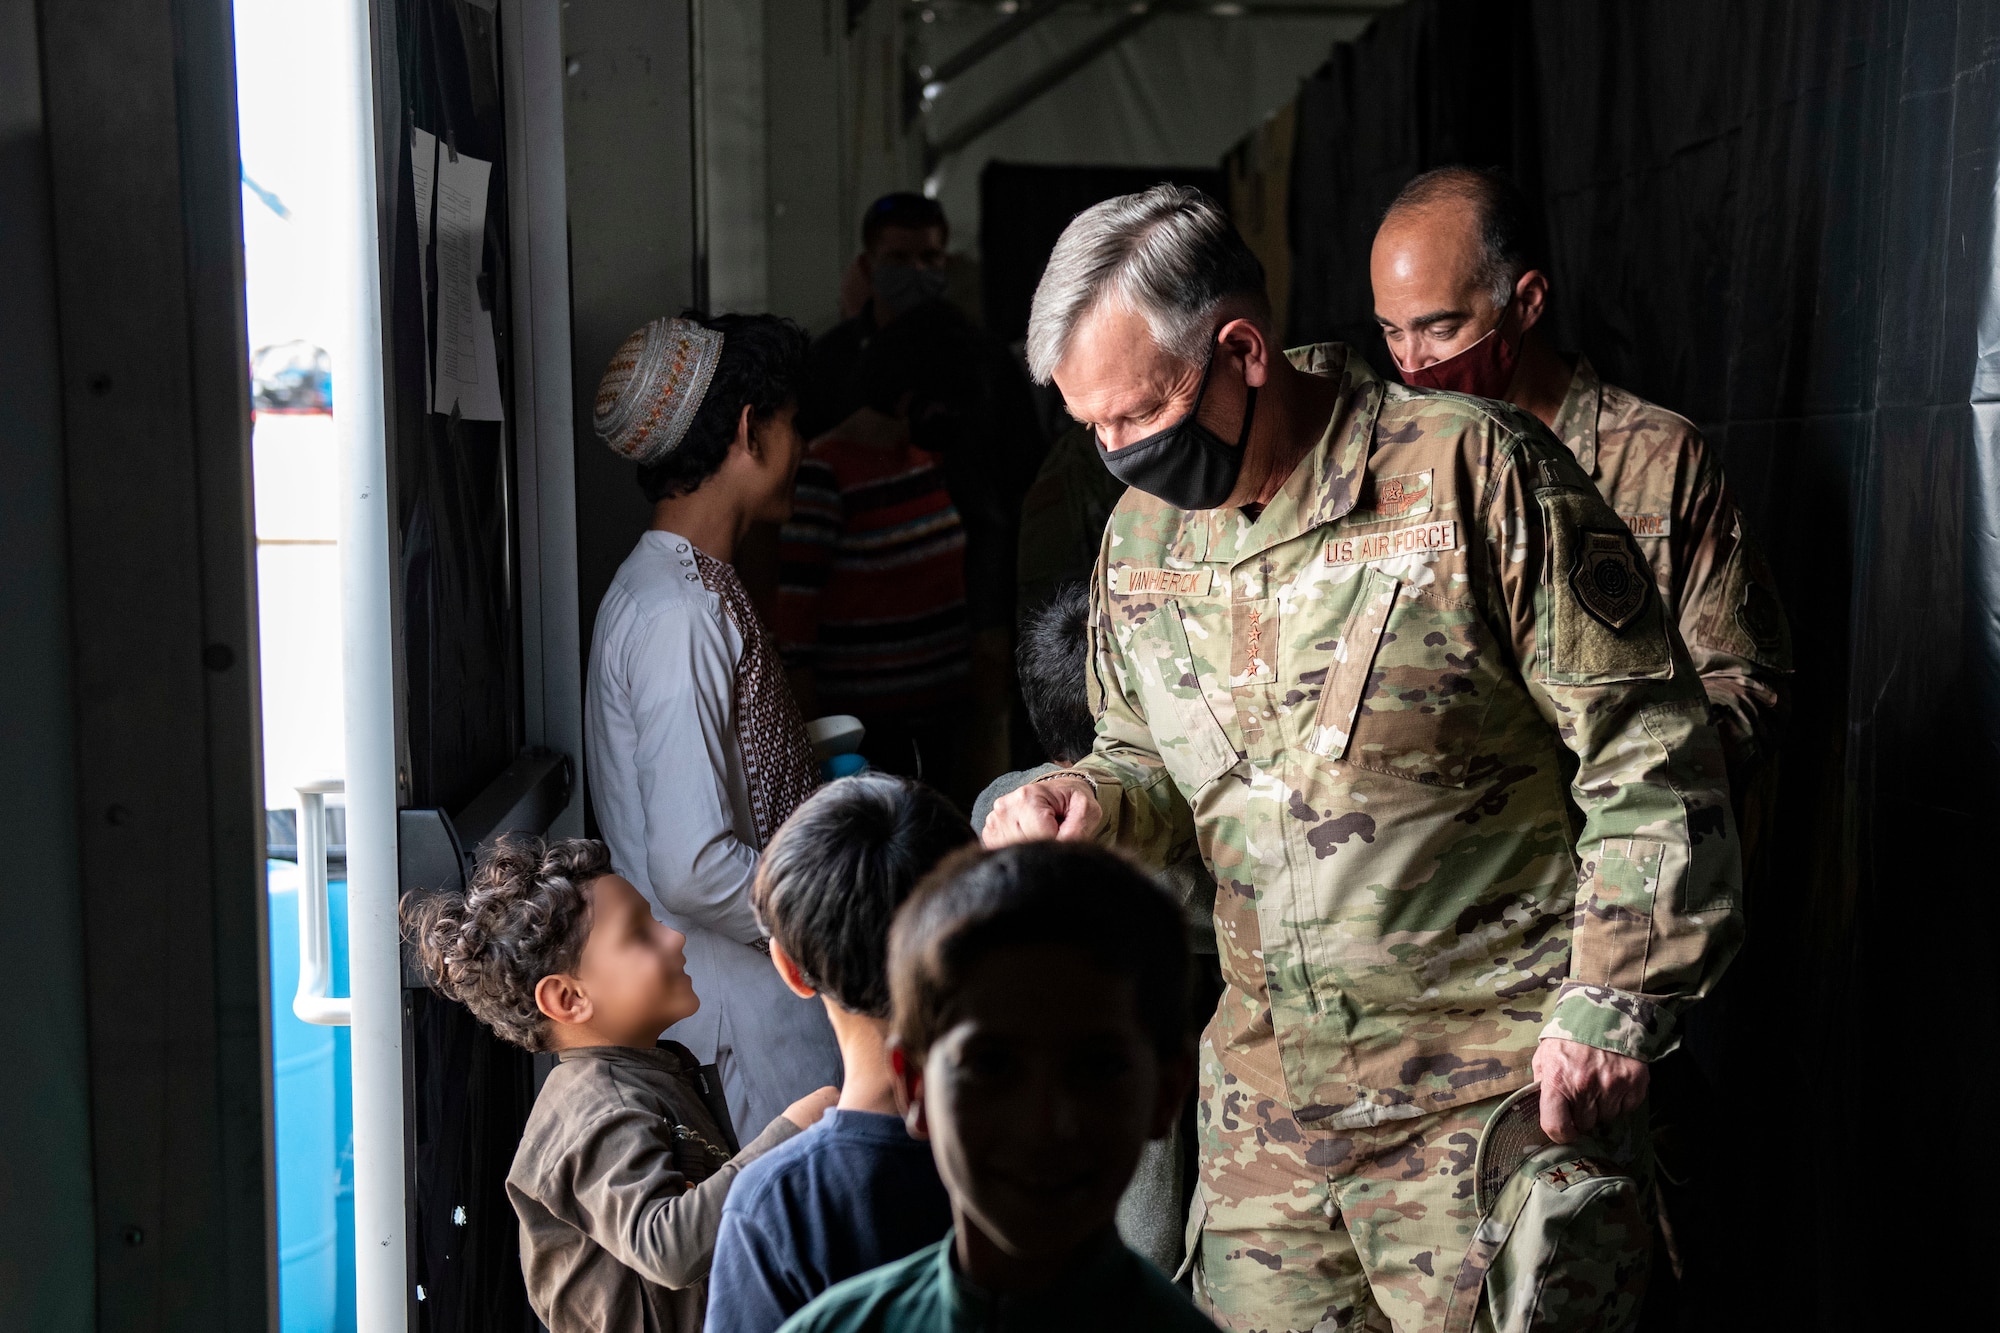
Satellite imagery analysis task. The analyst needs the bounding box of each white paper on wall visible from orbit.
[430,145,503,422]
[411,127,437,401]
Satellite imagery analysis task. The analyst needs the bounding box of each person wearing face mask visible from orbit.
[1370,166,1791,837]
[796,193,953,442]
[982,186,1742,1332]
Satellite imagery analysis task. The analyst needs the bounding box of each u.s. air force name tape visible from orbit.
[1114,519,1465,590]
[1325,519,1458,566]
[1620,512,1671,538]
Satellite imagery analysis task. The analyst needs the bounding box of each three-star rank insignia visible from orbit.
[1571,530,1649,630]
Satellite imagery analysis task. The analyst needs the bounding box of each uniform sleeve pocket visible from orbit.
[1132,599,1240,792]
[1574,837,1664,991]
[1309,567,1399,760]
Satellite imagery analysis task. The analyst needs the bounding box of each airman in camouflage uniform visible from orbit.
[988,186,1741,1332]
[1370,166,1792,825]
[1084,345,1735,1330]
[1550,359,1792,826]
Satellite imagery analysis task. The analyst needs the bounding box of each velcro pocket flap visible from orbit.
[1310,567,1400,759]
[1134,599,1239,791]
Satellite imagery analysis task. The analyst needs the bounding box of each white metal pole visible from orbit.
[330,0,408,1325]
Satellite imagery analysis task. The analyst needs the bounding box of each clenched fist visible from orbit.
[980,775,1102,847]
[1532,1038,1649,1144]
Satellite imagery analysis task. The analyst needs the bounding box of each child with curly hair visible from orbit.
[404,835,837,1333]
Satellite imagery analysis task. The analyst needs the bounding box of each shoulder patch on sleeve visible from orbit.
[1693,529,1793,671]
[1570,530,1649,630]
[1537,489,1674,683]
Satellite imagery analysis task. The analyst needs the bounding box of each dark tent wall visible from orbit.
[1284,1,1996,1326]
[377,4,535,1328]
[981,162,1228,348]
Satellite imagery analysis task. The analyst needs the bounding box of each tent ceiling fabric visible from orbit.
[911,3,1387,252]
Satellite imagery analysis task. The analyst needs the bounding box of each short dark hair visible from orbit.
[1018,584,1096,764]
[753,774,975,1018]
[888,841,1190,1062]
[1385,166,1549,307]
[400,835,611,1052]
[636,310,811,504]
[862,192,949,251]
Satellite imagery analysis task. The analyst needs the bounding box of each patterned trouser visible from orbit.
[1189,1041,1645,1333]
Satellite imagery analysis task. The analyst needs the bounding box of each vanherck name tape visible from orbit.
[1114,565,1214,596]
[1325,520,1459,566]
[1620,512,1672,538]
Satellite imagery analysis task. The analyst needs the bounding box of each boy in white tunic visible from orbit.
[587,312,841,1139]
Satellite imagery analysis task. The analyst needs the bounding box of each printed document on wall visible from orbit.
[412,127,437,401]
[431,147,503,421]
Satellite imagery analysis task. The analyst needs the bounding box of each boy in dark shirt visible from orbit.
[970,585,1220,1277]
[705,775,974,1333]
[403,835,837,1333]
[778,841,1215,1333]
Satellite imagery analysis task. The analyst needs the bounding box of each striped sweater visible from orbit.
[775,413,969,720]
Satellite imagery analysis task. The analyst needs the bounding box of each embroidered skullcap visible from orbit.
[593,317,725,465]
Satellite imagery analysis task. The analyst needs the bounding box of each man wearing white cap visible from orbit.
[586,312,842,1138]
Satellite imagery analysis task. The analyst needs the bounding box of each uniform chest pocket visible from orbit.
[1132,599,1240,793]
[1311,571,1495,788]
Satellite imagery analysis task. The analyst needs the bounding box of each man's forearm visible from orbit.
[1544,694,1744,1063]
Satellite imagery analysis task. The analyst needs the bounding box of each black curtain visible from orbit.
[381,2,535,1330]
[1286,2,1999,1328]
[980,161,1228,348]
[389,0,522,815]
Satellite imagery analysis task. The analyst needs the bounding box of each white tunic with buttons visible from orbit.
[585,530,840,1140]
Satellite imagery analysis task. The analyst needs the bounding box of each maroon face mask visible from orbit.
[1394,300,1521,399]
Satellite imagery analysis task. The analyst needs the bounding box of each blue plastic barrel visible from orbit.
[267,860,339,1333]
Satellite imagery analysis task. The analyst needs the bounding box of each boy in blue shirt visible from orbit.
[705,775,974,1333]
[778,841,1214,1333]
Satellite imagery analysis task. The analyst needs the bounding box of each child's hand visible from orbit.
[782,1085,839,1130]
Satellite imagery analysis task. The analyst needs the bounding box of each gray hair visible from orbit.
[1025,184,1268,385]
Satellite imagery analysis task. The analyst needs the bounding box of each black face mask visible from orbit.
[1095,336,1258,510]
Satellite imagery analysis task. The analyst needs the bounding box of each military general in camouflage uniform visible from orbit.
[1369,167,1792,823]
[983,186,1742,1331]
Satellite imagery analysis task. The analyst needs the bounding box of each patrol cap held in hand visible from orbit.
[1443,1084,1653,1333]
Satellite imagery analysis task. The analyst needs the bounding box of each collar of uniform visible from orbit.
[1196,342,1380,570]
[1552,354,1603,475]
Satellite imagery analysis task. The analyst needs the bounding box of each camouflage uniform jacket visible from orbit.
[1073,344,1742,1129]
[1551,357,1792,773]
